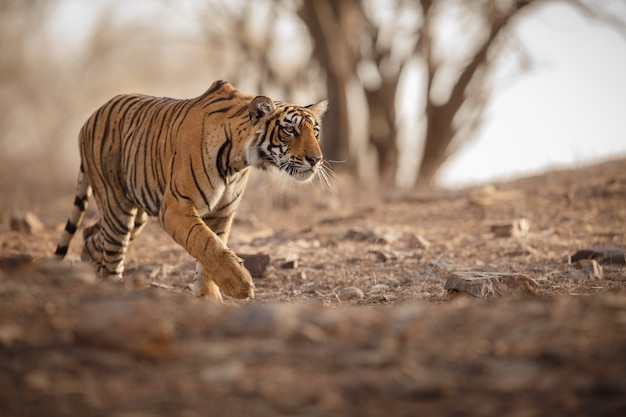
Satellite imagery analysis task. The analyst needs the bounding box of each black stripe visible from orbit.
[216,125,234,179]
[207,105,233,115]
[189,155,212,210]
[74,195,87,211]
[185,222,203,248]
[216,189,244,212]
[232,105,248,118]
[104,248,123,257]
[54,245,68,256]
[64,220,77,235]
[204,80,226,96]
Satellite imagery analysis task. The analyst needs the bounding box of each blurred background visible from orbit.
[1,0,625,200]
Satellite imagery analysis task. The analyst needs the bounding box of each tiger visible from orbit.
[54,80,328,302]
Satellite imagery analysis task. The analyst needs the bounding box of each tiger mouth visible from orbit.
[284,166,317,181]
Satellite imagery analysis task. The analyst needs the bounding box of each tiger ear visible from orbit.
[249,96,276,125]
[306,100,328,119]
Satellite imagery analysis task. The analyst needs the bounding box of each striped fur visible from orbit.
[55,80,327,301]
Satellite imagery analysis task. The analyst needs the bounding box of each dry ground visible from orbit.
[1,159,625,416]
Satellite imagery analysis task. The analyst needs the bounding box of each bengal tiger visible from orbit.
[54,80,328,302]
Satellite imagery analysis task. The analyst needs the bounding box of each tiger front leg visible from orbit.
[159,200,254,301]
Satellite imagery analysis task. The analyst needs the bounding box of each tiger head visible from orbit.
[246,96,328,182]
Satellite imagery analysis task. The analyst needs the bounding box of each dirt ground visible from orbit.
[1,159,625,416]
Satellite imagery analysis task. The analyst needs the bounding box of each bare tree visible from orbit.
[299,0,626,187]
[415,0,537,185]
[299,0,414,182]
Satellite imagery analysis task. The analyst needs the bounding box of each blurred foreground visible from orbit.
[1,159,625,416]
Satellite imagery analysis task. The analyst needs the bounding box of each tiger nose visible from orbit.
[306,155,322,167]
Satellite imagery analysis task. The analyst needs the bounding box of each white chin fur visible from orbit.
[291,170,316,182]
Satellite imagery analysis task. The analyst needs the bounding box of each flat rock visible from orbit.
[490,218,529,238]
[280,256,299,269]
[573,259,604,280]
[444,271,539,298]
[10,212,45,234]
[238,253,271,278]
[570,246,626,265]
[338,287,365,301]
[343,226,429,249]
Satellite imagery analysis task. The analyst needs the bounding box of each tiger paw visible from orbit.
[210,250,255,300]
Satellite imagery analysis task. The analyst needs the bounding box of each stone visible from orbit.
[369,249,418,263]
[369,250,397,262]
[238,253,271,278]
[490,218,529,238]
[338,287,365,301]
[370,284,390,294]
[280,258,299,269]
[10,212,45,234]
[570,246,626,265]
[343,227,381,243]
[573,259,603,280]
[444,271,539,298]
[406,233,431,249]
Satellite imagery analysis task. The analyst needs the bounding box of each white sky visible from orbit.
[438,2,626,187]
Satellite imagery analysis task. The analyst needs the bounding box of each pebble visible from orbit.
[338,287,365,301]
[10,212,45,234]
[238,253,270,278]
[444,271,539,298]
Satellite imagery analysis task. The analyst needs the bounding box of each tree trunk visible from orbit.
[417,101,455,184]
[299,0,359,173]
[365,78,400,184]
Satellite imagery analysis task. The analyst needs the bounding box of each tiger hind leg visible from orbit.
[82,204,138,281]
[130,209,148,242]
[194,263,224,302]
[81,220,102,265]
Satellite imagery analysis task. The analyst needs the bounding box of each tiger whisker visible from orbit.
[316,161,341,194]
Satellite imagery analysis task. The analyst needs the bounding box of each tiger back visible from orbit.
[55,80,328,302]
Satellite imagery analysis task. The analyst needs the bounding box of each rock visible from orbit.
[343,227,429,251]
[343,227,400,245]
[405,233,431,249]
[570,246,626,265]
[280,258,299,269]
[238,253,271,278]
[338,287,365,301]
[343,227,382,243]
[490,218,529,238]
[573,259,603,280]
[73,297,174,359]
[370,284,390,294]
[10,212,45,234]
[370,249,420,263]
[369,250,397,262]
[444,271,539,298]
